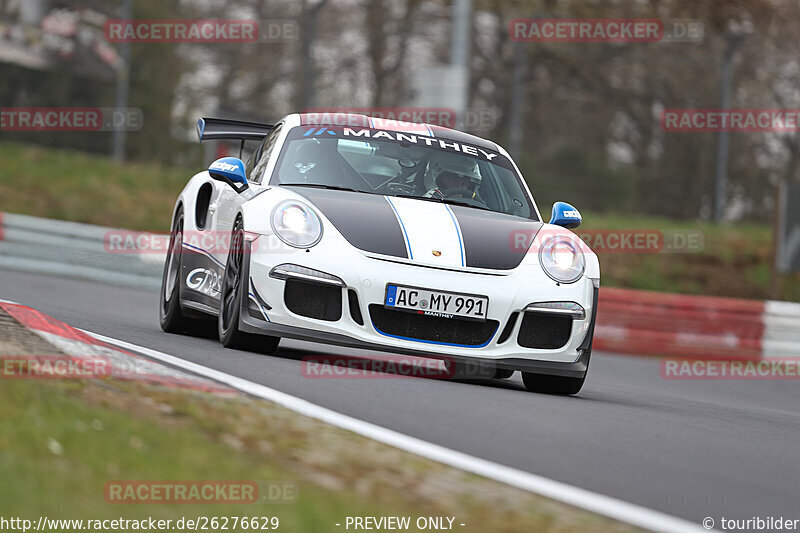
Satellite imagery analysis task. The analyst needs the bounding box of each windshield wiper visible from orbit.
[283,184,491,211]
[281,183,365,194]
[403,194,493,212]
[439,198,492,212]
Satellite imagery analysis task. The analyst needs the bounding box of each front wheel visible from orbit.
[160,208,192,333]
[218,218,280,354]
[521,372,585,395]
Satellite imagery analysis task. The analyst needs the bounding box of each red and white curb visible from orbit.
[595,287,800,360]
[0,300,231,393]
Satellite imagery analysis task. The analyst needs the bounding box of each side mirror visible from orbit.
[208,157,248,193]
[549,201,582,229]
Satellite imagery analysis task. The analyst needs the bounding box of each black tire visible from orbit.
[521,372,585,395]
[159,208,193,333]
[218,217,280,353]
[492,368,515,379]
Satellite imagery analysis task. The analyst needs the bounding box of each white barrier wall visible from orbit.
[763,300,800,358]
[0,212,165,290]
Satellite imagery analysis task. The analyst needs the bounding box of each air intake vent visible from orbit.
[284,279,342,321]
[517,312,572,349]
[369,305,498,347]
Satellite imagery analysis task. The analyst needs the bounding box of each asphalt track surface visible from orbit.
[2,267,799,529]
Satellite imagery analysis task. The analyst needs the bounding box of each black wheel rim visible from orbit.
[221,225,243,332]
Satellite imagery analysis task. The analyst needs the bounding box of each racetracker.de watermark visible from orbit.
[661,358,800,380]
[104,230,279,255]
[302,355,456,379]
[0,108,143,132]
[302,107,497,131]
[301,354,509,380]
[509,18,703,43]
[661,109,800,132]
[509,228,704,254]
[105,19,298,43]
[0,356,111,379]
[104,228,704,256]
[104,481,297,504]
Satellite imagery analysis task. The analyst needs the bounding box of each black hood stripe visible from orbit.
[284,186,409,259]
[284,186,541,270]
[450,206,543,270]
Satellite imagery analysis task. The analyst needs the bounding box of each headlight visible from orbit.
[539,236,585,284]
[270,200,323,248]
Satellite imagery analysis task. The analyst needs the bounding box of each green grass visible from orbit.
[0,143,190,231]
[0,141,797,301]
[0,379,379,530]
[580,213,800,301]
[0,377,641,533]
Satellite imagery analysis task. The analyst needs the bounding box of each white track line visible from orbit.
[85,330,707,533]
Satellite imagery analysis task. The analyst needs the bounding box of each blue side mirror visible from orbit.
[208,157,248,192]
[549,201,582,229]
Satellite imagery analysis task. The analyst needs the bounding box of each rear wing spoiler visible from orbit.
[197,117,274,159]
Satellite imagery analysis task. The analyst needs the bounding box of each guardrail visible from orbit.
[0,212,164,290]
[2,212,798,360]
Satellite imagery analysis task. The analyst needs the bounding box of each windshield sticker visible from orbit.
[335,128,499,161]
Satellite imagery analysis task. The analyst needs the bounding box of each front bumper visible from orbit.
[240,234,598,377]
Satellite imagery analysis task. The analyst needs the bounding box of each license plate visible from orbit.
[384,284,488,321]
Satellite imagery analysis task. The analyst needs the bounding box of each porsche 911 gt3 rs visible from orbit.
[159,113,600,395]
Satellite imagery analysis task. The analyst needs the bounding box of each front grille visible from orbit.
[517,311,572,349]
[369,305,498,347]
[284,278,342,321]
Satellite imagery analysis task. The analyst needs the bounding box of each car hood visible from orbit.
[285,186,543,270]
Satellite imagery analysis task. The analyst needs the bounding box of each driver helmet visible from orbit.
[426,152,482,192]
[294,140,329,175]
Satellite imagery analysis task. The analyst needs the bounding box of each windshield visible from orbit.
[270,126,538,220]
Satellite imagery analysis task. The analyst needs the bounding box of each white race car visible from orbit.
[159,114,600,395]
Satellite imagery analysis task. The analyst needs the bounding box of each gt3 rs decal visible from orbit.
[180,244,224,309]
[186,267,222,297]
